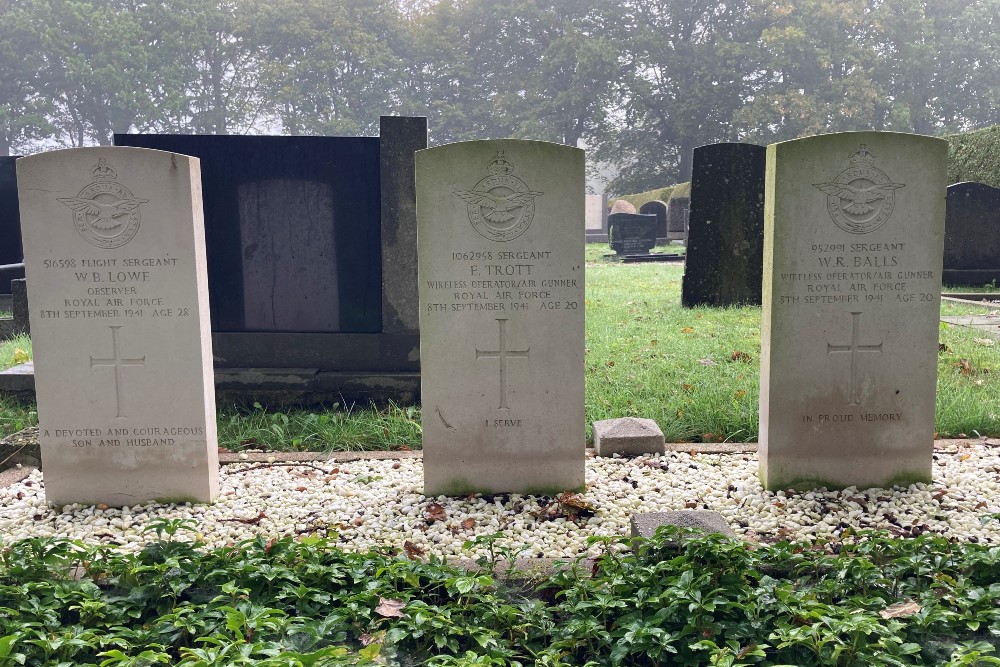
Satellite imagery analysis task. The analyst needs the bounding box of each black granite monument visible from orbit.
[682,143,766,307]
[639,200,668,241]
[0,157,23,294]
[609,213,658,255]
[111,116,427,403]
[943,182,1000,286]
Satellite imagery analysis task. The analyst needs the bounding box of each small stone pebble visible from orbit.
[1,445,999,558]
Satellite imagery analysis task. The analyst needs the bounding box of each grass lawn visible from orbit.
[2,247,999,448]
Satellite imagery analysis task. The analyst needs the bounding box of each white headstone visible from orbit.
[417,140,585,496]
[760,132,947,490]
[585,194,608,232]
[18,147,219,506]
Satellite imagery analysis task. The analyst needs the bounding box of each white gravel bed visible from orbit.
[2,445,1000,558]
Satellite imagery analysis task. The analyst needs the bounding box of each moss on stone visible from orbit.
[761,469,932,492]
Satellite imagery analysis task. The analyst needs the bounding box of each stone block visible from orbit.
[592,417,664,456]
[629,510,737,550]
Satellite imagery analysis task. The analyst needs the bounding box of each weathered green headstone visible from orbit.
[760,132,947,490]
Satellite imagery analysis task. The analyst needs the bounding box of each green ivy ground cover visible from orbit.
[3,525,1000,666]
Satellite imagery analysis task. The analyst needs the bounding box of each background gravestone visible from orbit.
[18,147,218,506]
[639,200,668,241]
[0,157,23,295]
[760,132,947,491]
[113,116,427,404]
[585,193,609,243]
[608,213,657,255]
[682,143,766,307]
[417,140,585,496]
[942,182,1000,286]
[666,193,689,239]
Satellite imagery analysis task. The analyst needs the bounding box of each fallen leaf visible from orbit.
[730,351,752,363]
[374,597,406,618]
[649,339,658,346]
[734,390,746,399]
[461,517,476,530]
[12,348,29,364]
[698,357,717,366]
[403,540,425,560]
[424,503,447,523]
[976,501,988,509]
[959,359,974,375]
[681,327,695,334]
[974,337,996,347]
[393,445,412,451]
[879,600,921,619]
[557,491,595,512]
[223,511,266,525]
[939,343,949,352]
[959,453,971,461]
[682,383,694,393]
[295,486,307,492]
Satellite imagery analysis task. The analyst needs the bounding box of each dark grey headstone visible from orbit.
[380,116,427,335]
[609,213,657,255]
[682,143,766,307]
[11,278,28,335]
[666,195,689,235]
[0,157,23,289]
[943,182,1000,286]
[639,200,668,240]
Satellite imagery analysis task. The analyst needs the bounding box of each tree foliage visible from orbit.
[0,0,996,192]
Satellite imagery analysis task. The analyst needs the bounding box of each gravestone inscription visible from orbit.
[417,140,585,495]
[760,132,946,490]
[682,143,766,307]
[943,182,1000,286]
[18,147,218,505]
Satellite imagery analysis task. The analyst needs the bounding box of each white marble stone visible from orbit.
[760,132,948,490]
[416,140,585,495]
[585,194,607,232]
[18,147,218,506]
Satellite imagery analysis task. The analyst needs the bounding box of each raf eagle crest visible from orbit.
[813,145,905,235]
[454,151,543,242]
[58,158,146,248]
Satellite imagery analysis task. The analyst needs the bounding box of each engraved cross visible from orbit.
[476,318,529,410]
[827,311,882,406]
[90,325,146,419]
